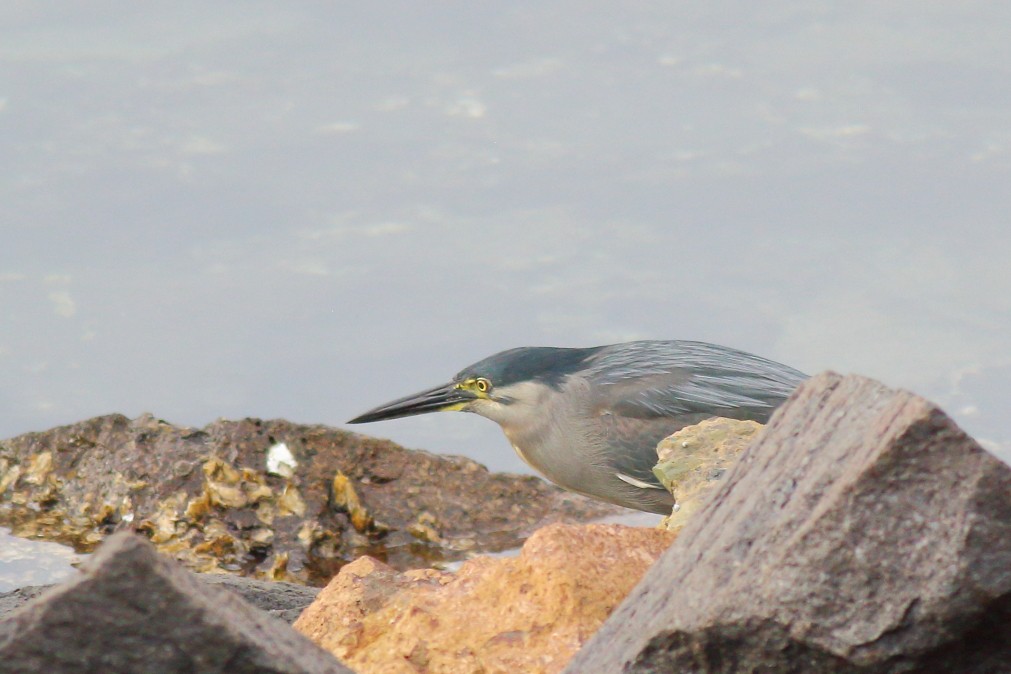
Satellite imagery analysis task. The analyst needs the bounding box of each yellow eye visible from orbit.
[474,378,491,393]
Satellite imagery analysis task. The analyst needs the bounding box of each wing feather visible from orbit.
[584,340,807,422]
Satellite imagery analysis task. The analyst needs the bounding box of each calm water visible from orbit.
[0,528,82,592]
[2,3,1009,484]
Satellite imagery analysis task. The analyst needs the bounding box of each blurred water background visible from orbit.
[2,3,1009,587]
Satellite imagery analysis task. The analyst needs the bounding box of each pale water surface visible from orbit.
[0,528,83,592]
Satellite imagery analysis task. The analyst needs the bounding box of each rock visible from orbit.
[0,414,618,584]
[294,522,676,673]
[0,575,319,626]
[652,417,762,531]
[197,575,320,624]
[0,586,48,620]
[564,372,1011,673]
[0,575,318,626]
[0,532,350,674]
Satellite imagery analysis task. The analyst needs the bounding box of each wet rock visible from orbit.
[0,531,350,674]
[294,522,676,674]
[0,414,618,584]
[198,575,320,624]
[652,417,761,532]
[0,586,48,619]
[565,372,1011,673]
[0,575,318,626]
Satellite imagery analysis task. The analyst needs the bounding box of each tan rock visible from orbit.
[652,417,761,532]
[294,522,676,674]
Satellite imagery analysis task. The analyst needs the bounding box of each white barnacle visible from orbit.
[266,442,297,477]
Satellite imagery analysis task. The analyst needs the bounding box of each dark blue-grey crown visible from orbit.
[455,346,599,389]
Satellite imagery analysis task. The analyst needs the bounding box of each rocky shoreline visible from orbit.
[0,414,617,585]
[1,372,1009,672]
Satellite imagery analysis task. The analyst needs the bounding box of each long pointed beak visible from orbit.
[347,382,475,424]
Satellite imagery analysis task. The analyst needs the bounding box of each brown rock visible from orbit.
[0,531,350,674]
[294,522,676,673]
[564,372,1011,673]
[652,417,762,531]
[0,414,619,584]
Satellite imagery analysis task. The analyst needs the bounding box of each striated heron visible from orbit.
[348,340,807,514]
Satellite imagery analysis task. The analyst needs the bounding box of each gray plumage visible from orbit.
[349,340,807,514]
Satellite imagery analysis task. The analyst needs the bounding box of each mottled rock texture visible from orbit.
[0,532,350,674]
[0,575,318,626]
[0,414,617,584]
[0,586,48,619]
[565,372,1011,673]
[294,522,676,673]
[653,416,762,532]
[194,575,320,624]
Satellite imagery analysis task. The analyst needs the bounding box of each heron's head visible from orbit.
[347,346,596,427]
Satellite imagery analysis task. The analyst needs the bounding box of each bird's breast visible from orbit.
[499,418,597,494]
[507,440,534,470]
[501,425,531,466]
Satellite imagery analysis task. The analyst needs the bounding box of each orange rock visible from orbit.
[294,522,675,674]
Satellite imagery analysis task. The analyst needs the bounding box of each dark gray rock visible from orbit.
[0,586,48,620]
[565,372,1011,673]
[200,575,319,624]
[0,576,319,626]
[0,532,351,674]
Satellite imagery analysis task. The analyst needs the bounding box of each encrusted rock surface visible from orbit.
[294,522,676,673]
[0,414,618,584]
[0,531,351,674]
[653,416,762,532]
[565,372,1011,673]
